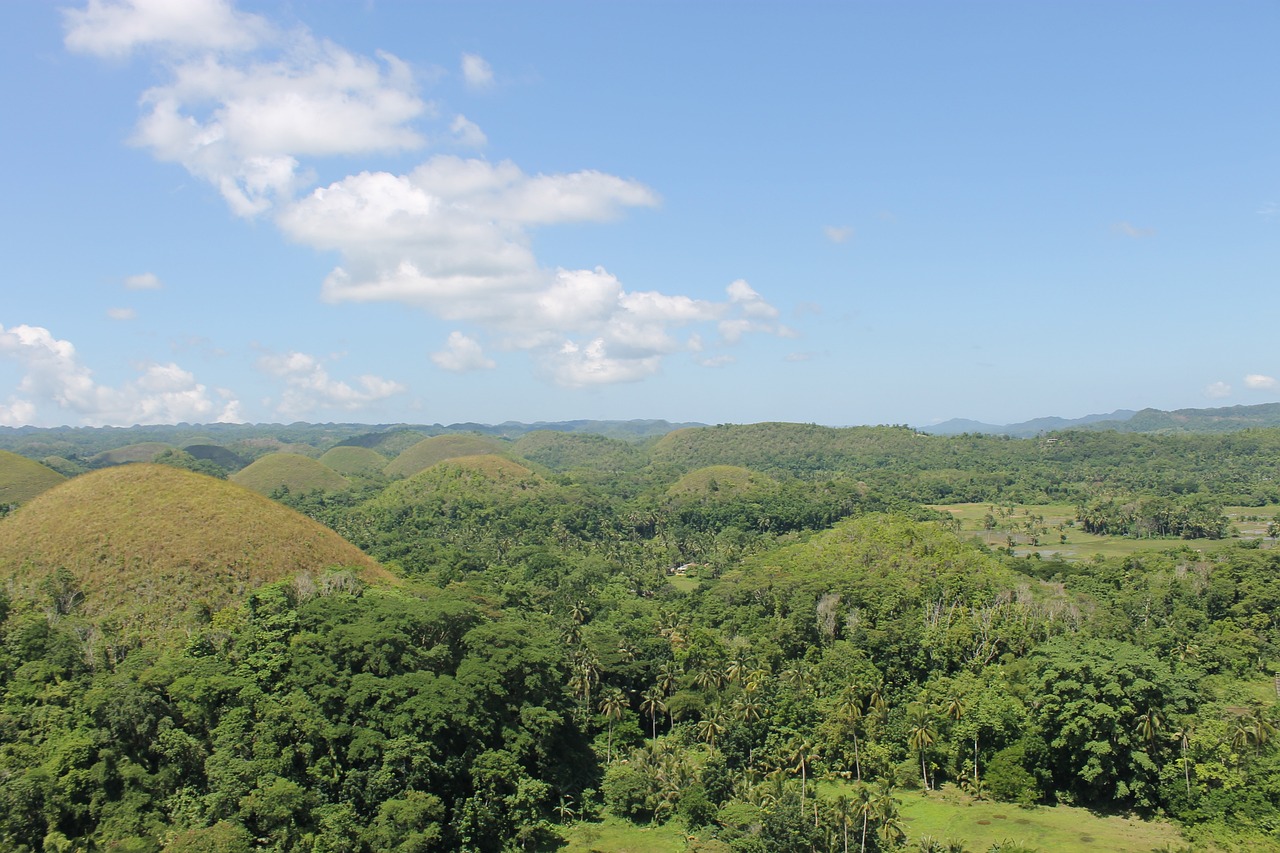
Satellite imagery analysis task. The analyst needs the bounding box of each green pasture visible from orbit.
[560,814,689,852]
[890,786,1185,852]
[928,502,1280,561]
[559,786,1194,852]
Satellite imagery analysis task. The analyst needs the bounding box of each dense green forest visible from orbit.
[0,421,1277,852]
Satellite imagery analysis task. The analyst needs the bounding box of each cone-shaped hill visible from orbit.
[384,434,510,478]
[0,450,67,504]
[231,452,351,495]
[89,441,174,467]
[0,465,393,637]
[319,445,387,477]
[666,464,775,497]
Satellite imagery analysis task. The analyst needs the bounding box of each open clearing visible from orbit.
[927,502,1279,561]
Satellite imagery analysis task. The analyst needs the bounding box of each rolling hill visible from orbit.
[0,464,392,637]
[319,445,388,477]
[230,452,351,495]
[384,434,510,478]
[0,449,66,504]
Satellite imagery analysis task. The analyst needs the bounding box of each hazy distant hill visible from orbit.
[1077,402,1280,433]
[924,410,1136,437]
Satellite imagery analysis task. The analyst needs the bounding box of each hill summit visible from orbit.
[0,465,392,638]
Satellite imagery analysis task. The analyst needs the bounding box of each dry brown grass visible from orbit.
[384,434,510,478]
[319,445,387,476]
[0,450,66,504]
[0,464,392,636]
[666,464,774,496]
[231,452,350,495]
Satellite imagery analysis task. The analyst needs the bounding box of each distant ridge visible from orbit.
[923,410,1136,437]
[924,401,1280,436]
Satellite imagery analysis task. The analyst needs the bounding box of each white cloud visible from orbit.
[63,0,271,58]
[1244,373,1278,390]
[0,322,239,426]
[450,114,487,147]
[75,4,433,218]
[549,339,661,387]
[124,272,162,290]
[431,332,495,372]
[71,0,794,389]
[1204,381,1232,399]
[461,53,493,89]
[257,349,405,417]
[823,225,853,244]
[1112,221,1155,239]
[107,307,137,320]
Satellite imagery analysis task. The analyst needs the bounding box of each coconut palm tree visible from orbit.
[599,686,626,763]
[640,686,666,746]
[907,704,939,790]
[835,687,866,781]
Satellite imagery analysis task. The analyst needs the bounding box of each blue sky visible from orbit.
[1,0,1277,428]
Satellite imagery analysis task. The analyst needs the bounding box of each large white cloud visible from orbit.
[63,0,271,57]
[66,0,793,390]
[0,323,240,426]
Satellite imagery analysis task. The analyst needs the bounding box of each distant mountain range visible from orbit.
[922,401,1280,436]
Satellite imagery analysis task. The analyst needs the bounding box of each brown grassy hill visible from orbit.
[384,434,509,478]
[666,464,775,497]
[0,465,392,637]
[319,446,387,477]
[0,450,67,504]
[89,441,174,466]
[231,453,350,495]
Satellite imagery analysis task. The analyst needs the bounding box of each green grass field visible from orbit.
[559,787,1193,852]
[891,786,1185,852]
[928,502,1279,561]
[560,814,689,852]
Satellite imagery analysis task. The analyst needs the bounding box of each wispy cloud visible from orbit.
[461,53,494,90]
[1244,373,1278,390]
[1204,380,1232,399]
[107,307,137,321]
[124,272,162,290]
[1111,221,1156,239]
[823,225,853,244]
[256,349,405,418]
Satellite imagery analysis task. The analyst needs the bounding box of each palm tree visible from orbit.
[874,780,906,849]
[599,687,626,763]
[655,661,678,697]
[907,704,939,790]
[1168,720,1193,795]
[853,783,874,853]
[695,707,727,754]
[1136,707,1164,746]
[640,686,667,746]
[825,793,853,853]
[787,736,819,823]
[554,794,575,824]
[835,687,865,781]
